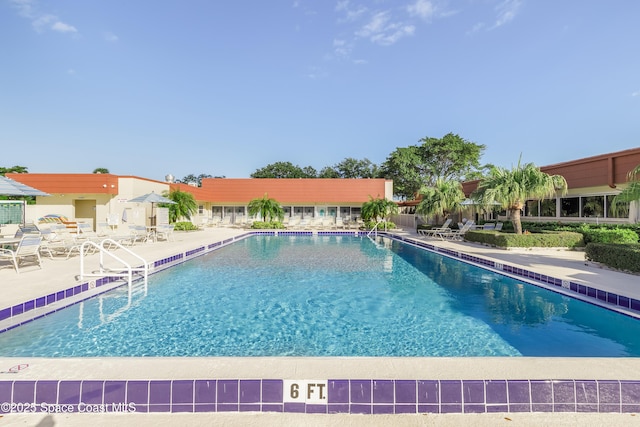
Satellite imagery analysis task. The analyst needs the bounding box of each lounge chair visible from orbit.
[436,220,475,240]
[0,234,43,273]
[495,222,504,231]
[156,224,175,242]
[418,219,453,237]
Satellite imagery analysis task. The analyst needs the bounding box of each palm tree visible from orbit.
[361,196,399,227]
[416,178,466,223]
[247,193,284,222]
[93,168,109,174]
[163,190,198,223]
[472,158,568,234]
[611,164,640,217]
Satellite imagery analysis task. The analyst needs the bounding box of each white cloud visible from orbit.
[51,21,77,33]
[104,32,119,42]
[67,68,76,75]
[632,90,640,97]
[492,0,523,29]
[356,11,415,46]
[407,0,436,21]
[10,0,79,35]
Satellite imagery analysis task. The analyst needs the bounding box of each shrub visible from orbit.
[250,221,285,229]
[365,220,396,230]
[581,228,639,244]
[174,221,199,231]
[465,230,584,248]
[585,243,640,273]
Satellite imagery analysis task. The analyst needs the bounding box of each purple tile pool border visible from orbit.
[1,379,639,415]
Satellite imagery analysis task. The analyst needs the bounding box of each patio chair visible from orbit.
[418,219,452,237]
[156,224,175,242]
[436,220,475,241]
[0,234,43,273]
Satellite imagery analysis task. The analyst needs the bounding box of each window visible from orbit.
[607,195,629,219]
[540,199,556,217]
[581,196,604,218]
[560,197,579,217]
[0,201,23,225]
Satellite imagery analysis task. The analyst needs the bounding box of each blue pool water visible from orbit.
[1,235,640,357]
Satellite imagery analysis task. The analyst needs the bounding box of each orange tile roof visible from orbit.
[202,178,390,204]
[6,173,120,195]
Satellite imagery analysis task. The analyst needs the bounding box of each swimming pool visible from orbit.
[1,234,639,357]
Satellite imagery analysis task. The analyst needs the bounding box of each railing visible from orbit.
[366,220,385,238]
[80,239,149,300]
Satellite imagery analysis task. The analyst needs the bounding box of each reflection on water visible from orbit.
[391,239,640,356]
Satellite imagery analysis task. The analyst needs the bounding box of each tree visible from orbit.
[251,162,316,178]
[472,158,568,234]
[361,196,399,225]
[93,168,109,174]
[0,166,28,175]
[611,164,640,217]
[333,157,379,178]
[318,166,341,178]
[247,193,284,222]
[163,190,198,223]
[380,133,485,200]
[178,174,214,187]
[416,178,466,222]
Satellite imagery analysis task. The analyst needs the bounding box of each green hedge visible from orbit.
[174,221,199,231]
[585,243,640,273]
[581,228,639,244]
[464,230,585,248]
[250,221,285,229]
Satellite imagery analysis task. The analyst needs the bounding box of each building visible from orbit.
[461,147,640,224]
[1,173,393,232]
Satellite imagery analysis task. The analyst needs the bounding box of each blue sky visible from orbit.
[1,0,639,181]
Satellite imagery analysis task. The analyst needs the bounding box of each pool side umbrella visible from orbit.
[0,175,50,225]
[0,175,50,197]
[127,192,176,226]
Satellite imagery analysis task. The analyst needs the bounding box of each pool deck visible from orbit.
[1,227,639,426]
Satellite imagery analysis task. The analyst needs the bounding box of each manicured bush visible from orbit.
[464,230,584,248]
[585,243,640,273]
[174,221,199,231]
[581,228,639,244]
[250,221,285,229]
[365,220,396,230]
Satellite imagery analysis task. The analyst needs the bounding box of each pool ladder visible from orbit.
[80,239,149,299]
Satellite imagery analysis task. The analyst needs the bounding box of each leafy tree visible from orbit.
[416,178,466,222]
[248,193,284,222]
[178,173,214,187]
[361,196,399,224]
[380,133,485,200]
[611,164,640,217]
[251,161,316,178]
[0,166,28,175]
[334,157,379,178]
[472,158,568,234]
[93,168,109,174]
[318,166,341,178]
[301,166,318,178]
[379,146,424,200]
[163,190,198,223]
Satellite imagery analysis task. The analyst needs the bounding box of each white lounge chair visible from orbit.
[436,220,475,241]
[418,219,453,237]
[0,235,43,273]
